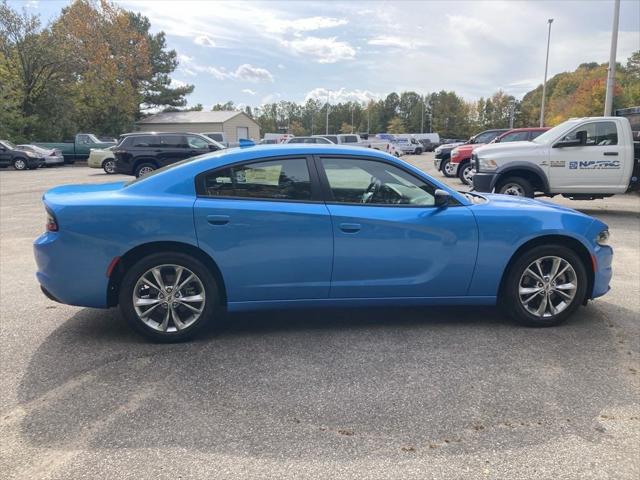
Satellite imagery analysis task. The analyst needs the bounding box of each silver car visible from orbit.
[16,144,64,167]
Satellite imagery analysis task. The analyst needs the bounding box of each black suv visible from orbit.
[0,139,45,170]
[114,132,224,177]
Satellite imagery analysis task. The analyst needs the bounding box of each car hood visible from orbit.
[475,193,590,216]
[474,141,541,157]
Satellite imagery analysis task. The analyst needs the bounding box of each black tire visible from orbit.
[501,245,587,327]
[457,161,473,185]
[497,176,534,198]
[102,158,116,174]
[119,252,219,342]
[441,158,456,178]
[415,148,423,155]
[134,162,156,178]
[13,158,28,170]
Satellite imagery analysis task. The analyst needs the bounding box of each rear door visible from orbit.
[194,156,333,302]
[549,120,624,191]
[317,156,478,298]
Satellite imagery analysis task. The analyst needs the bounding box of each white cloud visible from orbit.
[304,88,380,105]
[277,64,285,70]
[283,36,355,63]
[267,16,348,34]
[233,64,274,82]
[368,35,428,49]
[242,89,257,95]
[194,35,216,47]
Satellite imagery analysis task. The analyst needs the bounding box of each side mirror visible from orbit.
[434,189,450,208]
[208,144,219,151]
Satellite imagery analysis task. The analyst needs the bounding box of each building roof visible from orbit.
[138,111,248,124]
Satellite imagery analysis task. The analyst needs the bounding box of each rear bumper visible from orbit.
[44,156,64,166]
[472,172,498,192]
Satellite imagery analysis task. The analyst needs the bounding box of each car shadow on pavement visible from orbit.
[16,303,638,459]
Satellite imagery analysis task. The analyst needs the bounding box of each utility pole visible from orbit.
[351,105,354,133]
[420,96,425,134]
[540,18,553,127]
[367,101,371,133]
[509,100,516,128]
[604,0,620,116]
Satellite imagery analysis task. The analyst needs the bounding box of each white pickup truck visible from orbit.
[472,116,640,199]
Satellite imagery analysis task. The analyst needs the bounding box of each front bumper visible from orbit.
[472,172,498,192]
[592,245,613,299]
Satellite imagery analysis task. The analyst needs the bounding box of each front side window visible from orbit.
[474,131,501,144]
[160,135,186,148]
[203,158,312,201]
[321,157,436,206]
[560,122,618,146]
[529,130,546,140]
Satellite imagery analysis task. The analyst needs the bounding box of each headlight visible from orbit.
[25,151,38,158]
[478,158,498,171]
[596,229,610,246]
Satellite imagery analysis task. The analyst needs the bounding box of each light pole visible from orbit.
[367,101,371,133]
[325,94,330,135]
[351,105,354,133]
[540,18,553,127]
[420,96,425,134]
[604,0,620,116]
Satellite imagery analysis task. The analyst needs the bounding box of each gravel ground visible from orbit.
[1,155,638,479]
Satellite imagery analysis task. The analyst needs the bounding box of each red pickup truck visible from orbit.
[450,127,550,185]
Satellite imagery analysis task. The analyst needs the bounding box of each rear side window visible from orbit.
[499,131,530,142]
[161,135,186,148]
[127,136,155,147]
[202,158,312,201]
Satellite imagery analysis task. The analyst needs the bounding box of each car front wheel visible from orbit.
[497,177,534,198]
[103,158,116,174]
[442,159,457,177]
[119,252,219,342]
[458,162,474,185]
[502,245,587,327]
[13,158,27,170]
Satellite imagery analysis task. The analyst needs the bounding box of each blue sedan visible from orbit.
[34,145,613,341]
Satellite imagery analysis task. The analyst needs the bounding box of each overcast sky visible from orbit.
[15,0,640,108]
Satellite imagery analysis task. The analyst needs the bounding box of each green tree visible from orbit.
[387,117,405,134]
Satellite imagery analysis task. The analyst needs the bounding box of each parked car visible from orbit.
[451,128,549,185]
[263,133,293,144]
[113,132,224,177]
[473,116,640,199]
[87,146,117,174]
[0,140,45,170]
[412,133,441,145]
[447,129,510,184]
[34,133,116,164]
[312,134,403,156]
[393,137,423,155]
[434,142,466,177]
[34,144,613,342]
[16,144,64,167]
[285,136,335,144]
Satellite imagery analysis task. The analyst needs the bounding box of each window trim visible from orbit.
[194,155,324,204]
[312,154,461,208]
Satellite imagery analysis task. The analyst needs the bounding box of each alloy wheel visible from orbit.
[501,183,525,196]
[14,159,26,170]
[461,164,474,185]
[444,161,457,176]
[137,166,154,177]
[132,264,206,333]
[103,159,116,174]
[518,256,577,318]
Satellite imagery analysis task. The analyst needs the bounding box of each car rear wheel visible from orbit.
[102,159,116,174]
[442,159,457,177]
[135,163,156,178]
[502,245,587,327]
[497,177,534,198]
[13,158,27,170]
[119,252,219,342]
[458,162,474,185]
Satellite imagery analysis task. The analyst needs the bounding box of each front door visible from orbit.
[549,120,625,192]
[194,156,333,302]
[317,156,478,298]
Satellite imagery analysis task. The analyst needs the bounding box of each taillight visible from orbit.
[46,209,58,232]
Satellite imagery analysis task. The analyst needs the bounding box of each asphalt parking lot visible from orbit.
[1,155,639,479]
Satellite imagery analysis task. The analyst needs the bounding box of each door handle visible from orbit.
[207,214,230,226]
[339,222,361,233]
[603,151,618,156]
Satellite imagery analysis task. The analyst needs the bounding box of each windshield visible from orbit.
[532,120,582,144]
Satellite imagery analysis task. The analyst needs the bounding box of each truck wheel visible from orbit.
[102,159,116,174]
[415,148,423,155]
[497,177,534,198]
[458,161,474,185]
[135,163,156,178]
[501,245,587,327]
[13,158,27,170]
[442,159,457,178]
